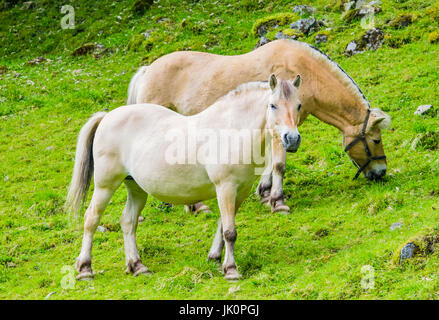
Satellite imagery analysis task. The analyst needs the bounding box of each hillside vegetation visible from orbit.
[0,0,438,299]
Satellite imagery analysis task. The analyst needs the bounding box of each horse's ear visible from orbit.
[292,74,301,88]
[368,108,391,131]
[269,74,277,91]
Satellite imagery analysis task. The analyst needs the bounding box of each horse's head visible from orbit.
[343,108,391,180]
[266,74,303,153]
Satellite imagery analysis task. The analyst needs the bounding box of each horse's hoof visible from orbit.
[126,261,152,276]
[196,205,212,214]
[207,253,222,263]
[76,271,94,281]
[133,265,152,277]
[260,196,270,205]
[272,204,290,214]
[224,268,241,281]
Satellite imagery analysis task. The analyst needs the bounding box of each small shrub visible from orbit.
[429,31,439,43]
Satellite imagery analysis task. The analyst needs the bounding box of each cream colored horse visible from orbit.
[127,39,391,214]
[66,75,302,280]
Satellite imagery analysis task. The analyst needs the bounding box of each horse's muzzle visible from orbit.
[366,168,387,180]
[282,132,301,153]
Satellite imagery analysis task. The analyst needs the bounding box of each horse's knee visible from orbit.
[224,229,237,242]
[273,162,286,175]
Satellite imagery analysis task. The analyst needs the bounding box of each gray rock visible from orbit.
[97,225,107,233]
[290,17,322,35]
[315,34,328,44]
[345,28,384,56]
[414,105,434,116]
[400,243,417,263]
[254,37,270,49]
[292,5,317,16]
[390,222,403,231]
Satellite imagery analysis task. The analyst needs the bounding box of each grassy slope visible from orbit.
[0,0,438,299]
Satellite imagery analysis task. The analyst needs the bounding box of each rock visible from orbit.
[345,28,384,56]
[97,226,107,233]
[400,243,417,263]
[315,34,328,44]
[342,1,382,22]
[290,17,323,35]
[390,222,403,231]
[292,5,316,16]
[414,105,434,116]
[254,37,270,49]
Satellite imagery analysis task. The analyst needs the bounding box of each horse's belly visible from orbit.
[132,164,217,205]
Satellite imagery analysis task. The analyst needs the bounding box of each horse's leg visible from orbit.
[121,179,151,276]
[270,135,290,213]
[256,139,272,204]
[207,218,224,262]
[216,183,241,280]
[184,202,212,215]
[76,185,117,280]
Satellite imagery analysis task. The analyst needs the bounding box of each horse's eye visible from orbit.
[298,104,302,111]
[270,104,277,110]
[373,139,381,144]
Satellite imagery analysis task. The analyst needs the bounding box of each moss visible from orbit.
[429,31,439,43]
[282,28,304,38]
[342,8,360,23]
[388,14,413,29]
[392,232,439,266]
[251,12,299,36]
[427,2,439,23]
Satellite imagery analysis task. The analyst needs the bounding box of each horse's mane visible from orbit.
[290,40,371,109]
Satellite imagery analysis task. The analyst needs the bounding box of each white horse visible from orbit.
[66,74,302,280]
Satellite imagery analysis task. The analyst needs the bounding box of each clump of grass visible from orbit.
[385,33,412,48]
[429,31,439,43]
[251,12,299,36]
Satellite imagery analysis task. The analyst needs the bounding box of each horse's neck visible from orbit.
[304,83,369,134]
[274,41,369,133]
[195,88,270,131]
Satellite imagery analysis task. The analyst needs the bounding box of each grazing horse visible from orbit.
[127,39,391,214]
[66,75,302,280]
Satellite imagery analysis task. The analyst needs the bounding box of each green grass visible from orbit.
[1,0,439,299]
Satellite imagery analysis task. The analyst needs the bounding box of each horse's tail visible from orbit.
[127,65,148,105]
[65,111,107,217]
